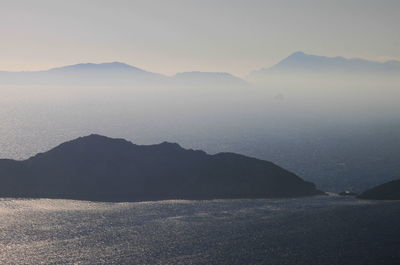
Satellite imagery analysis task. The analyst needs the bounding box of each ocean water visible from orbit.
[0,196,399,265]
[1,85,400,192]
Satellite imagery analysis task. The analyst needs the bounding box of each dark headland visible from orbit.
[0,134,323,201]
[358,179,400,200]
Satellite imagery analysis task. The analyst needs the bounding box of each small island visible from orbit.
[0,134,323,201]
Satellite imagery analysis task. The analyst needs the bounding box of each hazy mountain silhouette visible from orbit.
[359,179,400,200]
[173,71,248,87]
[48,62,153,74]
[250,51,400,77]
[0,62,250,87]
[0,62,168,86]
[0,134,322,201]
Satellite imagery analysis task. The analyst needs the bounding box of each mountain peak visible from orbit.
[39,135,187,159]
[76,134,125,143]
[48,62,146,72]
[156,141,183,151]
[250,51,400,76]
[288,51,307,58]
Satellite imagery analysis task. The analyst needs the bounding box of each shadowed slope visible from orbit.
[359,179,400,200]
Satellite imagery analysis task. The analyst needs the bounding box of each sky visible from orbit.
[0,0,399,76]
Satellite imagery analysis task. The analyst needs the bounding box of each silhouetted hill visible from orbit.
[249,51,400,78]
[358,179,400,200]
[0,62,167,86]
[0,134,322,201]
[0,63,252,87]
[48,62,146,73]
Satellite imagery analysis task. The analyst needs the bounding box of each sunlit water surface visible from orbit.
[0,195,399,265]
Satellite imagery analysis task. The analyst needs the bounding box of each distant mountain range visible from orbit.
[249,51,400,78]
[0,62,246,87]
[1,52,398,86]
[0,134,322,201]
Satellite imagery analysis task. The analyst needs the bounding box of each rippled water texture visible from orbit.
[0,196,399,265]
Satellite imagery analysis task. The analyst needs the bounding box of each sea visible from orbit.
[1,85,400,264]
[0,195,399,265]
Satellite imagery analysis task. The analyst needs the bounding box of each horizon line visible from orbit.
[1,51,399,77]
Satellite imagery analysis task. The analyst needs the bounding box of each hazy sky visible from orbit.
[1,0,399,76]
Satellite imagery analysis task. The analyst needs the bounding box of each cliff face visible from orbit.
[0,134,323,201]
